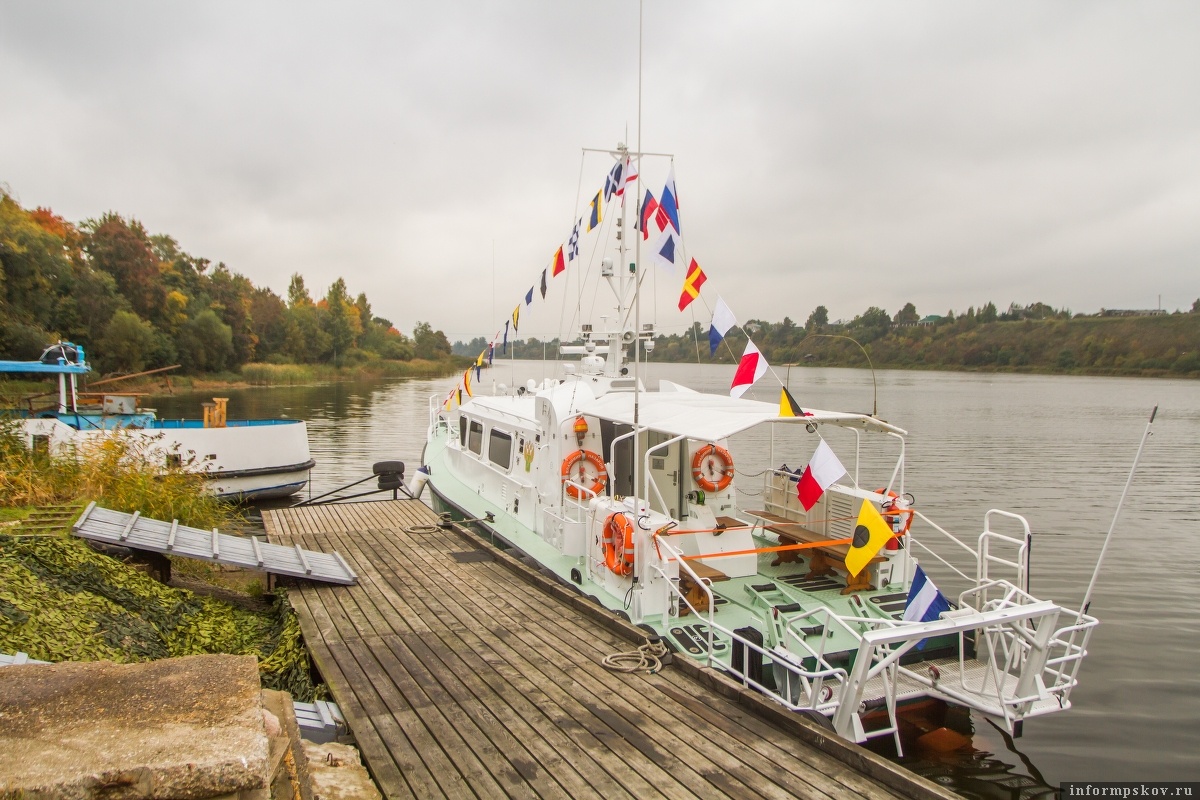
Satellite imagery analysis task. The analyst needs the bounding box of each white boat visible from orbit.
[3,343,314,501]
[420,147,1116,753]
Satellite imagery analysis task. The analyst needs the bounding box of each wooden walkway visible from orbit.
[264,500,949,800]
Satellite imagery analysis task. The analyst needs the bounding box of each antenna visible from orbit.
[1080,405,1157,615]
[795,332,879,417]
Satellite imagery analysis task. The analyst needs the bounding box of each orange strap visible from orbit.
[676,537,854,561]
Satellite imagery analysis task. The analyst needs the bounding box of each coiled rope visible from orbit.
[602,639,670,674]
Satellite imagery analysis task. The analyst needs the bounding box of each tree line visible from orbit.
[457,299,1200,377]
[0,191,455,374]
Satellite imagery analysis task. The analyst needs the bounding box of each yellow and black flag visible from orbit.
[845,499,894,577]
[511,305,520,333]
[779,387,804,417]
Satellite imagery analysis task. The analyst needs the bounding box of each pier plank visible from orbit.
[266,500,942,800]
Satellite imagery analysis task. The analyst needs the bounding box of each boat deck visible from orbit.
[263,499,952,800]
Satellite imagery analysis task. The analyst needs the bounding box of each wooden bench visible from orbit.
[745,509,884,594]
[677,560,729,615]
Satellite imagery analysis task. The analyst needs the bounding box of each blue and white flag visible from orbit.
[567,219,581,261]
[603,159,625,202]
[709,296,736,355]
[903,565,951,649]
[903,565,951,623]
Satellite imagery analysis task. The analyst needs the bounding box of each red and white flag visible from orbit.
[729,340,768,398]
[796,440,847,511]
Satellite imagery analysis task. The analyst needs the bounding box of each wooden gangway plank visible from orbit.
[73,503,357,585]
[265,499,952,800]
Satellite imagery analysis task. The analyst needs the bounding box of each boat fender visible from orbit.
[561,449,607,499]
[691,444,735,493]
[603,512,635,576]
[408,466,430,499]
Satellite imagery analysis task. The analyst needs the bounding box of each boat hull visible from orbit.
[17,417,314,501]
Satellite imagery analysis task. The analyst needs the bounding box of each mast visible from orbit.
[634,0,643,504]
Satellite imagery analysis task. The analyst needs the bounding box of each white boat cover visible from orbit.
[575,390,906,441]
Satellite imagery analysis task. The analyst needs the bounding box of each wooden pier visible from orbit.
[264,500,953,800]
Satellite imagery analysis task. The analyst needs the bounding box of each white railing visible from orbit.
[651,511,1094,744]
[978,510,1031,593]
[650,540,850,713]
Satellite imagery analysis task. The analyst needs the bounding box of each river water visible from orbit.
[152,364,1199,791]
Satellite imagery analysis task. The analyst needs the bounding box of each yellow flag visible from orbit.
[845,499,894,577]
[462,369,473,397]
[780,387,802,417]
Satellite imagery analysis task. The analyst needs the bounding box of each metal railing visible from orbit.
[650,538,850,714]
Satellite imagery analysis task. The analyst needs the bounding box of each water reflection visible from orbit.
[150,363,1200,787]
[866,704,1058,800]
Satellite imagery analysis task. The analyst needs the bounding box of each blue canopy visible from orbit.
[0,360,90,375]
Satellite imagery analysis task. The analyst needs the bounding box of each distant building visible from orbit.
[918,315,943,327]
[1098,308,1167,317]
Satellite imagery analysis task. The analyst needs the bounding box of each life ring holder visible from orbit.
[561,449,607,499]
[603,512,635,576]
[875,487,915,536]
[691,444,735,493]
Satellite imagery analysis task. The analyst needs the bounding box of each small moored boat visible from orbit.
[3,343,315,501]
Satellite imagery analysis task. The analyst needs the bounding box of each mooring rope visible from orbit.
[602,639,670,674]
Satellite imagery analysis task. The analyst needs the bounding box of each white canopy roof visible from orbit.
[575,385,905,440]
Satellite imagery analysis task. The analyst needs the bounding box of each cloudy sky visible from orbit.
[2,2,1197,343]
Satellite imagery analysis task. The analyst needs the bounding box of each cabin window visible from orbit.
[488,429,513,469]
[467,420,484,455]
[459,415,468,447]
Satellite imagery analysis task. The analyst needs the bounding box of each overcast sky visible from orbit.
[2,1,1197,343]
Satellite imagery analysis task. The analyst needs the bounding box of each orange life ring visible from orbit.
[875,488,914,537]
[603,512,635,576]
[561,449,607,499]
[691,444,735,493]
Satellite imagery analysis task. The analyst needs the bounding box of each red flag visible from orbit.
[552,246,565,276]
[677,258,706,311]
[730,340,768,398]
[796,440,847,511]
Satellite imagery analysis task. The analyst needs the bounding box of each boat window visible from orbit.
[459,415,468,447]
[488,429,513,469]
[467,420,484,455]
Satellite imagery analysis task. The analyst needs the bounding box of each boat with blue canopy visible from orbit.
[2,342,314,501]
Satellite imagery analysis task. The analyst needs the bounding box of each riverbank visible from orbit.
[0,424,322,700]
[0,356,469,404]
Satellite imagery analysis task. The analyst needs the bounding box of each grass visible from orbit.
[238,358,466,386]
[0,420,320,698]
[0,528,322,699]
[0,420,237,530]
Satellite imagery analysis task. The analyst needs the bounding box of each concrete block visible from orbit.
[0,654,270,799]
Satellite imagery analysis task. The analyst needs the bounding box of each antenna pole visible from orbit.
[633,0,643,503]
[1080,405,1157,615]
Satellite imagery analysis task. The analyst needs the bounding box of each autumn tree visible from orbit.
[805,305,829,333]
[893,302,919,325]
[414,321,451,359]
[177,309,235,372]
[321,278,361,364]
[83,213,167,325]
[99,310,157,373]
